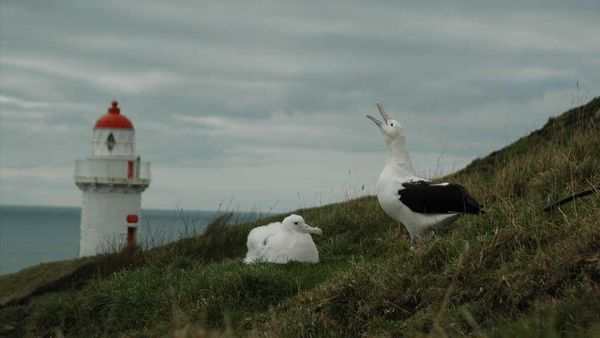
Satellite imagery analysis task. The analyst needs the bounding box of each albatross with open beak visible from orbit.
[367,103,484,248]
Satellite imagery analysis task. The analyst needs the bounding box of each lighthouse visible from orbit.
[74,101,151,257]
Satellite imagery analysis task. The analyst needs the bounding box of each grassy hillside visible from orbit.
[1,98,599,337]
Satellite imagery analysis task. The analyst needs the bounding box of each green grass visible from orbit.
[1,98,599,337]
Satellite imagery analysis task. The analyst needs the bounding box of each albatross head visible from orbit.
[282,214,323,236]
[366,103,405,141]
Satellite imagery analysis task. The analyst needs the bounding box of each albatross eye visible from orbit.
[294,222,298,225]
[390,123,394,127]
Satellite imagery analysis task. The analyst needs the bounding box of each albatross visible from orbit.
[367,103,484,248]
[244,214,323,264]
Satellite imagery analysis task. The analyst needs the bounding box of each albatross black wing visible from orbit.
[399,181,483,214]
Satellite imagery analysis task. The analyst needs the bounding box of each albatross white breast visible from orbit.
[244,214,323,264]
[367,103,484,247]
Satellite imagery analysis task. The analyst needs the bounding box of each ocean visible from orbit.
[0,205,260,276]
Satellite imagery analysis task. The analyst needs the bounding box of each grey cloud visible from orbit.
[1,0,599,210]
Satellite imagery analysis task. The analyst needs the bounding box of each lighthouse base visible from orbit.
[79,189,142,257]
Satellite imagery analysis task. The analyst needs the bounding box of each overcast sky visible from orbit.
[1,1,599,212]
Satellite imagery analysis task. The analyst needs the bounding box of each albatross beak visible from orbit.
[304,224,323,236]
[376,103,391,122]
[366,114,382,126]
[366,103,390,127]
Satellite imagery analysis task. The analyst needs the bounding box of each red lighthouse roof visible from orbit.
[94,101,134,129]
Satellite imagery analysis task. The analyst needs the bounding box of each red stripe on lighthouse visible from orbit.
[127,226,137,247]
[127,214,139,223]
[128,161,134,179]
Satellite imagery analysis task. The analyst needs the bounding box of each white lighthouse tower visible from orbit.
[74,101,151,257]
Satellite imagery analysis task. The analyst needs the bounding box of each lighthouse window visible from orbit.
[107,133,116,151]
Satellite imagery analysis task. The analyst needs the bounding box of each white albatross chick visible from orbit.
[367,103,484,248]
[244,214,323,264]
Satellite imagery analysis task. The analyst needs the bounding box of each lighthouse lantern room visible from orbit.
[74,101,151,256]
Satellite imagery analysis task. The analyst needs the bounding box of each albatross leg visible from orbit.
[410,236,418,251]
